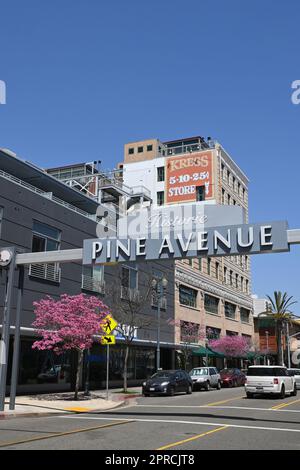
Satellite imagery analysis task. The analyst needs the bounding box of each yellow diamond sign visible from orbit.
[100,314,118,334]
[100,335,116,345]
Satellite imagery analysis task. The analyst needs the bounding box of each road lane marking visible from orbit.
[202,395,244,406]
[135,404,300,413]
[156,426,228,450]
[60,416,300,434]
[270,398,300,410]
[0,419,134,448]
[64,407,90,412]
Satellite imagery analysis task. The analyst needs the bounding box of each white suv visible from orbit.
[245,365,297,398]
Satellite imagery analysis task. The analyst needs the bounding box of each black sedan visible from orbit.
[142,370,193,396]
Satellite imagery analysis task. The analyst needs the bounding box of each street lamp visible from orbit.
[152,275,168,371]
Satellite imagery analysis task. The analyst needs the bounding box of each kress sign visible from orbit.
[83,221,290,265]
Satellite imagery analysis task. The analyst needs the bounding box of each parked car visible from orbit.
[220,368,246,387]
[189,367,221,391]
[287,368,300,390]
[245,365,297,398]
[142,370,193,396]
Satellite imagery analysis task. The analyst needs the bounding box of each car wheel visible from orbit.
[143,393,150,397]
[233,380,238,387]
[216,381,221,390]
[204,381,210,391]
[280,385,285,399]
[187,384,192,395]
[246,392,253,398]
[169,387,175,397]
[291,384,297,397]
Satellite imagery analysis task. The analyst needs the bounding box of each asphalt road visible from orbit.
[1,386,300,450]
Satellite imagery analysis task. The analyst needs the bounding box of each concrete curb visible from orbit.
[0,399,126,420]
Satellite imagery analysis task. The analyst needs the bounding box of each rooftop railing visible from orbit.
[0,169,98,222]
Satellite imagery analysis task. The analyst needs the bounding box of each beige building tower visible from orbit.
[121,136,254,364]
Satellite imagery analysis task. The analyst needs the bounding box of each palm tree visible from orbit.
[259,291,297,365]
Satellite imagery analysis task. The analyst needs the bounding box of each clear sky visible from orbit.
[1,0,299,310]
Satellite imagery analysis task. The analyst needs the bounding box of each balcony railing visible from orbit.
[0,169,97,221]
[121,286,140,302]
[29,263,61,283]
[81,275,105,294]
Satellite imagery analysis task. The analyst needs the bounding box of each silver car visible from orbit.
[189,367,221,391]
[287,368,300,389]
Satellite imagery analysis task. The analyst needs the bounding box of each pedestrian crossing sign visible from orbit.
[100,314,118,335]
[100,335,116,345]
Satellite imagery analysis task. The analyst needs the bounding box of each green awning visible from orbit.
[192,346,225,358]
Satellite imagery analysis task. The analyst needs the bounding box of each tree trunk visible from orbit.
[123,345,129,393]
[74,349,84,400]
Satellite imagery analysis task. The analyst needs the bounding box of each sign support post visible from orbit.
[106,344,109,401]
[0,248,16,412]
[9,266,24,410]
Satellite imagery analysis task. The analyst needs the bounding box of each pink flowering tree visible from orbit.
[209,335,251,362]
[168,319,206,370]
[32,293,110,400]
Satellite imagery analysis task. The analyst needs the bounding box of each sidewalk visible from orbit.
[0,387,142,420]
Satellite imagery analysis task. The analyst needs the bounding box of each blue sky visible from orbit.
[1,0,299,309]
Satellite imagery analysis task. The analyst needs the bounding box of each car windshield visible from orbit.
[190,368,208,376]
[221,369,234,374]
[151,371,173,379]
[247,368,283,376]
[287,369,300,376]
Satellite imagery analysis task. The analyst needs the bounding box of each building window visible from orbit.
[221,189,225,204]
[147,144,153,152]
[235,273,239,289]
[240,308,250,323]
[206,326,221,340]
[226,330,238,336]
[157,166,165,182]
[180,321,200,343]
[207,257,211,275]
[224,267,227,284]
[137,146,143,153]
[204,294,219,315]
[82,265,105,293]
[196,185,205,202]
[32,221,61,252]
[246,279,249,294]
[215,261,220,280]
[179,285,197,308]
[198,258,202,271]
[157,191,164,206]
[128,147,134,155]
[229,270,233,286]
[241,276,244,292]
[189,258,193,267]
[121,266,138,290]
[225,302,236,320]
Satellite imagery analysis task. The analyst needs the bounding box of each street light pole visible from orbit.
[156,282,161,372]
[152,275,168,372]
